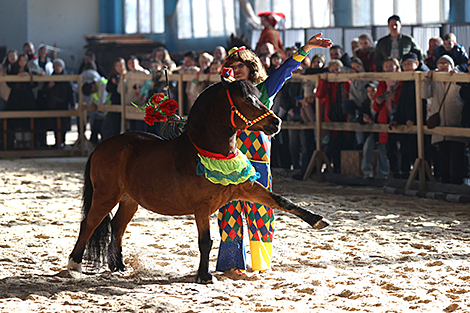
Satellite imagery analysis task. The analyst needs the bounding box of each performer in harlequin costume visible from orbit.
[256,11,286,59]
[217,33,333,274]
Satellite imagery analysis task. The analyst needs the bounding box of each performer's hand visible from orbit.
[303,33,333,52]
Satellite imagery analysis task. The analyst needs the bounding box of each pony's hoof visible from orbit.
[196,272,213,284]
[67,258,83,273]
[313,218,331,230]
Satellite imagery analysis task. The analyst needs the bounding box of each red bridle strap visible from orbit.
[226,89,274,130]
[187,132,238,160]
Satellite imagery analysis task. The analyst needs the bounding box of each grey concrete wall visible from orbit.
[28,0,100,73]
[0,0,29,56]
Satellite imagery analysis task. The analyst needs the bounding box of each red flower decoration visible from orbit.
[159,99,178,116]
[151,93,165,104]
[153,110,166,122]
[135,93,180,126]
[145,106,155,115]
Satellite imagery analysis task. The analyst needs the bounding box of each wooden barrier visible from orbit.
[0,74,85,158]
[1,71,469,193]
[287,71,470,191]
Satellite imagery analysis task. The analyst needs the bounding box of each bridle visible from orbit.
[225,89,275,130]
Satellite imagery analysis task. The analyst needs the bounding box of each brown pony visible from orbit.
[68,79,330,283]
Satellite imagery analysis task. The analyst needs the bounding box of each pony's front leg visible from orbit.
[234,181,331,229]
[194,214,213,284]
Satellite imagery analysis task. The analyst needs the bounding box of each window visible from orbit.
[124,0,165,34]
[254,0,332,29]
[371,0,449,25]
[177,0,237,39]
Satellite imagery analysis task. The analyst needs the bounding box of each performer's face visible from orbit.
[229,61,250,81]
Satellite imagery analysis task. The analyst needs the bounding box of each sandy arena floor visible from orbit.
[0,157,469,312]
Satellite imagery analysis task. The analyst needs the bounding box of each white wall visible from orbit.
[29,0,100,73]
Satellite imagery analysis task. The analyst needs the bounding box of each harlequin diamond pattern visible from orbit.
[246,203,274,243]
[237,130,270,162]
[219,202,243,242]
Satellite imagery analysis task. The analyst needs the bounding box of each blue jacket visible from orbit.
[433,43,469,72]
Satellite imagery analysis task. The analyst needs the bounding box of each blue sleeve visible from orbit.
[263,49,308,98]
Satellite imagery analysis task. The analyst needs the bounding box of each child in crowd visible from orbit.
[433,33,469,72]
[373,57,402,178]
[208,59,222,74]
[259,53,271,72]
[359,82,390,179]
[268,52,283,74]
[82,75,110,146]
[315,60,352,173]
[341,57,371,148]
[304,54,327,75]
[421,55,466,184]
[355,33,376,72]
[389,52,429,179]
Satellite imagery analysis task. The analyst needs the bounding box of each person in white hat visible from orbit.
[421,55,466,184]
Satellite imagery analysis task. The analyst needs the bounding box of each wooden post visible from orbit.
[178,73,184,116]
[303,75,332,181]
[120,73,126,134]
[405,72,435,190]
[77,75,85,155]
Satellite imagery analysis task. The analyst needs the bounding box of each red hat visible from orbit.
[258,11,286,27]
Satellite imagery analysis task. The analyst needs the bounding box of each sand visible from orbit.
[0,157,469,313]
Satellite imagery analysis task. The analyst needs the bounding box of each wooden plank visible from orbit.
[281,121,470,138]
[0,111,80,118]
[0,75,81,82]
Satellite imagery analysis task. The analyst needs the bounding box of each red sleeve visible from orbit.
[373,81,387,113]
[315,79,329,99]
[344,81,351,99]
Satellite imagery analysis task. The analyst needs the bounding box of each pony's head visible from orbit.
[186,79,281,138]
[221,79,281,135]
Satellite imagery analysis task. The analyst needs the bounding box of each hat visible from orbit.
[258,11,286,27]
[388,15,401,23]
[365,81,378,89]
[222,67,235,81]
[437,55,454,69]
[402,52,418,62]
[52,58,65,69]
[225,46,246,60]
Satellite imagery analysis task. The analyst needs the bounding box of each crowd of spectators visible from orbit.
[1,14,469,185]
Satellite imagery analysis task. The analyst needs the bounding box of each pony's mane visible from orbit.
[187,80,261,125]
[234,79,261,104]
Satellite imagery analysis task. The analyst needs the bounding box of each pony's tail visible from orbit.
[82,152,112,269]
